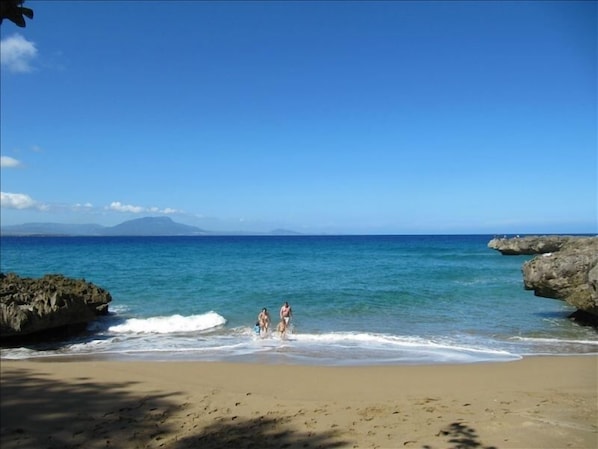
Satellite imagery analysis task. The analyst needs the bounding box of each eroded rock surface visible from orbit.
[1,273,111,340]
[488,235,573,255]
[488,236,598,322]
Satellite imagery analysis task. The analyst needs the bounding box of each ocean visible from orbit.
[1,235,596,365]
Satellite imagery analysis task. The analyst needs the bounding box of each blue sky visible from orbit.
[1,1,596,234]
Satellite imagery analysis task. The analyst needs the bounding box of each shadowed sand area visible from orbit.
[1,356,596,449]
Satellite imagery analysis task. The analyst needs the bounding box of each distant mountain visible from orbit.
[0,222,106,236]
[269,228,303,235]
[1,217,205,236]
[102,217,205,236]
[0,217,302,236]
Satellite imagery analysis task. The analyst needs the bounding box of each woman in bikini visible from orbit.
[257,308,270,335]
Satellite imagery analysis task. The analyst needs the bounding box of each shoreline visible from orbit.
[2,350,597,364]
[2,355,596,449]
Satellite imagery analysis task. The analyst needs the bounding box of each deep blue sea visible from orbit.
[1,235,596,365]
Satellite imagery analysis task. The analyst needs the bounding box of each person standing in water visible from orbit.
[279,301,292,325]
[276,319,287,339]
[257,308,270,335]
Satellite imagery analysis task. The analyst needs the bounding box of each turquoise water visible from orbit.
[1,235,596,364]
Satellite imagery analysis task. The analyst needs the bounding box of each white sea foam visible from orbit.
[3,325,591,364]
[108,312,226,334]
[511,336,598,346]
[0,347,39,360]
[108,304,130,314]
[289,332,517,356]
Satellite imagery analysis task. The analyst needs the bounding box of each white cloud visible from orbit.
[107,201,181,215]
[0,156,22,168]
[108,201,145,213]
[0,34,38,73]
[74,202,94,209]
[0,196,181,216]
[0,192,46,210]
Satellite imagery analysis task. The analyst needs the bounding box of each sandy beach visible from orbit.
[1,356,596,449]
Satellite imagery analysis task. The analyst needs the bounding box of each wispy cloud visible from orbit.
[107,201,145,214]
[0,156,22,168]
[0,34,38,73]
[74,202,94,209]
[0,192,48,210]
[1,195,181,215]
[107,201,181,215]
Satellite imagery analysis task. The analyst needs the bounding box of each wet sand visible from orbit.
[1,356,596,449]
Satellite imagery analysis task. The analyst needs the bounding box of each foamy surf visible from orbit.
[108,312,226,334]
[1,317,595,365]
[511,336,598,345]
[1,322,524,364]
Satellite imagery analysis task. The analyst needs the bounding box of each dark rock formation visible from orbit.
[488,236,598,324]
[0,273,111,341]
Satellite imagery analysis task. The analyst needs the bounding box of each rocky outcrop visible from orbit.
[487,235,574,255]
[0,273,111,340]
[488,236,598,323]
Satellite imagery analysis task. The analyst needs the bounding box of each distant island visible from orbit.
[0,217,302,237]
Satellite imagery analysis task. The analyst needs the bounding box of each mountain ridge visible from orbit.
[0,217,301,236]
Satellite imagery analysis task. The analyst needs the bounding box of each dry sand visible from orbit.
[1,356,596,449]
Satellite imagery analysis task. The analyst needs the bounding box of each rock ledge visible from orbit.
[488,236,598,323]
[1,273,112,341]
[488,235,574,255]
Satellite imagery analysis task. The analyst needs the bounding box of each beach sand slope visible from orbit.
[1,356,596,449]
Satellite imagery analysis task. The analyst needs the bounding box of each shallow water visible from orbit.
[1,235,596,365]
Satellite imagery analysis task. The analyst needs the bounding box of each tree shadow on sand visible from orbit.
[0,366,350,449]
[1,366,179,449]
[423,421,498,449]
[171,417,348,449]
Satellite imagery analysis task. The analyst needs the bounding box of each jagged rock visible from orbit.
[489,236,598,322]
[0,273,111,340]
[487,235,574,255]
